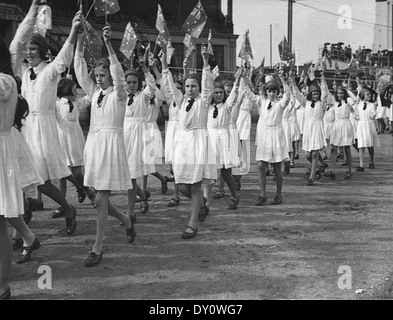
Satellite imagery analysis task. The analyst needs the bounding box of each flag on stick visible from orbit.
[238,30,253,61]
[253,57,265,75]
[119,22,137,59]
[155,4,170,43]
[208,29,214,55]
[278,36,293,61]
[94,0,120,17]
[34,5,52,37]
[181,0,207,39]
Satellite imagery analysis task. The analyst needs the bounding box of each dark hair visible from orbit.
[57,78,76,98]
[211,84,227,104]
[0,36,13,77]
[334,86,349,103]
[125,68,143,91]
[30,33,49,61]
[306,84,321,101]
[14,96,29,132]
[359,87,377,102]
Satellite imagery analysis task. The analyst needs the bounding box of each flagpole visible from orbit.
[270,24,272,68]
[85,0,97,20]
[105,2,108,25]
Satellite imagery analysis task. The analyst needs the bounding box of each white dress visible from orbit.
[162,66,217,184]
[232,94,252,175]
[295,100,305,134]
[10,15,72,182]
[244,83,290,163]
[0,73,24,218]
[376,94,387,119]
[282,101,293,153]
[288,98,301,142]
[356,101,380,148]
[323,106,335,141]
[74,52,132,191]
[146,92,164,166]
[55,97,85,167]
[330,100,355,147]
[123,72,156,179]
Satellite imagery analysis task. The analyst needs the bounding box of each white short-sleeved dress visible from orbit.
[330,100,355,147]
[164,100,179,164]
[323,105,335,141]
[356,102,380,148]
[123,73,156,179]
[282,102,293,153]
[146,96,164,166]
[55,97,86,167]
[0,73,24,218]
[74,53,132,191]
[288,98,301,143]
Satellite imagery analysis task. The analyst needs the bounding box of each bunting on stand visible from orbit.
[119,22,137,60]
[34,4,52,37]
[238,30,253,61]
[181,0,208,39]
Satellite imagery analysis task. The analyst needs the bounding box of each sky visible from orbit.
[228,0,386,67]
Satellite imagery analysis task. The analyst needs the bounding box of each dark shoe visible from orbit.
[289,162,295,168]
[167,197,180,207]
[181,226,198,239]
[284,163,290,175]
[161,180,168,195]
[343,171,352,179]
[307,178,314,186]
[369,162,375,169]
[271,195,282,205]
[51,206,64,219]
[77,187,86,203]
[16,237,40,264]
[341,162,348,166]
[356,166,365,172]
[84,251,103,267]
[0,287,11,300]
[65,206,77,235]
[324,171,336,180]
[144,190,151,198]
[27,197,43,211]
[126,215,136,244]
[213,189,225,199]
[306,168,311,175]
[198,197,209,222]
[234,178,241,191]
[140,200,149,214]
[165,175,175,183]
[228,196,239,210]
[294,154,299,160]
[11,237,23,250]
[266,169,270,176]
[255,196,268,206]
[315,170,321,179]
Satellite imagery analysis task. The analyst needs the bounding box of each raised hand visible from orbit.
[102,24,112,46]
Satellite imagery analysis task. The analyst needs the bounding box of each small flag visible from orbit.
[94,0,120,17]
[34,5,52,37]
[155,4,170,44]
[181,0,207,39]
[208,29,214,55]
[119,22,137,59]
[166,40,175,65]
[253,57,265,75]
[238,30,253,61]
[278,36,293,61]
[212,65,220,79]
[84,20,103,47]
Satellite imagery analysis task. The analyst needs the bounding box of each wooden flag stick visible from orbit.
[85,0,97,20]
[105,2,108,25]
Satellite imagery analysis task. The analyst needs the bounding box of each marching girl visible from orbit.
[242,70,290,205]
[375,82,387,134]
[203,71,242,210]
[287,94,301,168]
[123,59,156,218]
[381,84,393,134]
[75,25,135,267]
[54,78,96,218]
[160,56,183,207]
[294,82,307,160]
[354,87,380,171]
[291,71,328,186]
[323,81,357,179]
[282,85,293,175]
[161,46,217,239]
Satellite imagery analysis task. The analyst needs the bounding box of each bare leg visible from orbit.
[221,168,237,199]
[142,175,148,191]
[126,179,138,218]
[92,190,110,254]
[329,145,337,172]
[7,217,35,247]
[344,145,352,173]
[272,162,283,198]
[359,147,365,168]
[368,146,375,164]
[310,150,319,180]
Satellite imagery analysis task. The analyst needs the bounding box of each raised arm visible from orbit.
[289,71,307,107]
[160,50,183,106]
[74,30,96,98]
[226,68,243,108]
[201,45,214,105]
[278,70,291,108]
[103,24,127,102]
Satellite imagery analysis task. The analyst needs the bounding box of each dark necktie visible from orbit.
[338,101,342,107]
[363,102,367,110]
[267,101,272,110]
[29,68,36,81]
[186,98,195,112]
[68,100,74,113]
[97,91,105,107]
[311,101,316,108]
[213,105,218,118]
[173,101,176,108]
[128,93,134,106]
